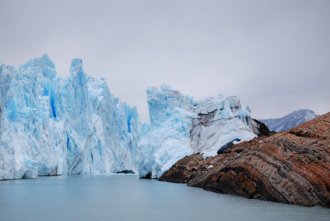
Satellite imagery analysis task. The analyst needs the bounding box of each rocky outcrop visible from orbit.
[250,118,273,136]
[160,113,330,207]
[159,154,207,183]
[116,170,135,174]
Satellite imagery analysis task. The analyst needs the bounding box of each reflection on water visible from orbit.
[0,175,329,221]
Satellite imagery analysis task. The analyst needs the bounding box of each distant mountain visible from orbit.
[260,109,318,132]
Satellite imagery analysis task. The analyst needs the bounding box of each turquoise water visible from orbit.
[0,175,329,221]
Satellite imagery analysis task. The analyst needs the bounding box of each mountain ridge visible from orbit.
[260,109,318,132]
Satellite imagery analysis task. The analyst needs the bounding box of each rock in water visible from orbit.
[116,170,135,174]
[23,170,38,179]
[158,154,207,183]
[160,113,330,207]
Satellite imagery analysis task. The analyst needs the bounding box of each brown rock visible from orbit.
[159,154,207,183]
[159,113,330,207]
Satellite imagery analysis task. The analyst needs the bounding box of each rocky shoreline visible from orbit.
[160,113,330,208]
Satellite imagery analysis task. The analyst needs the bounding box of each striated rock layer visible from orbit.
[160,113,330,207]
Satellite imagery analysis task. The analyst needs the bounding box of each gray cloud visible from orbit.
[0,0,329,122]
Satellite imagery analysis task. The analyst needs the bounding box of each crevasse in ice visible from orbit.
[0,55,139,180]
[136,85,257,178]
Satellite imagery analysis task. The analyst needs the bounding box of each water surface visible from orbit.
[0,175,328,221]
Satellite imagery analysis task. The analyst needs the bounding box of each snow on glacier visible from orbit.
[0,55,139,180]
[136,85,257,178]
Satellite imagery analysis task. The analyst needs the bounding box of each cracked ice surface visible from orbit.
[136,85,257,178]
[0,55,140,180]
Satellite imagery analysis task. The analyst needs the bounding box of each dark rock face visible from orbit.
[217,138,241,154]
[250,118,273,136]
[22,170,38,179]
[140,172,152,179]
[116,170,135,174]
[159,154,207,183]
[160,113,330,207]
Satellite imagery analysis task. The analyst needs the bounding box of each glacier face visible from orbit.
[0,55,266,180]
[0,55,139,180]
[136,85,259,178]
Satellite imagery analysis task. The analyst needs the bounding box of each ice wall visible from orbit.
[0,55,139,180]
[137,85,258,178]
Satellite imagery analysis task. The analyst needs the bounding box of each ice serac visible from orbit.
[0,55,139,180]
[137,85,267,178]
[0,55,67,179]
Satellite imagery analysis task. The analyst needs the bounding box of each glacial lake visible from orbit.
[0,175,329,221]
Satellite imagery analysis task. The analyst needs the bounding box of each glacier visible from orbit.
[136,85,268,178]
[0,55,268,181]
[0,55,139,180]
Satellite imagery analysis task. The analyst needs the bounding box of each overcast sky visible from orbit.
[0,0,329,122]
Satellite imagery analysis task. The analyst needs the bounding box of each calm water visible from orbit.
[0,175,329,221]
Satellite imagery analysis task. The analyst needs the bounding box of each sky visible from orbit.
[0,0,329,122]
